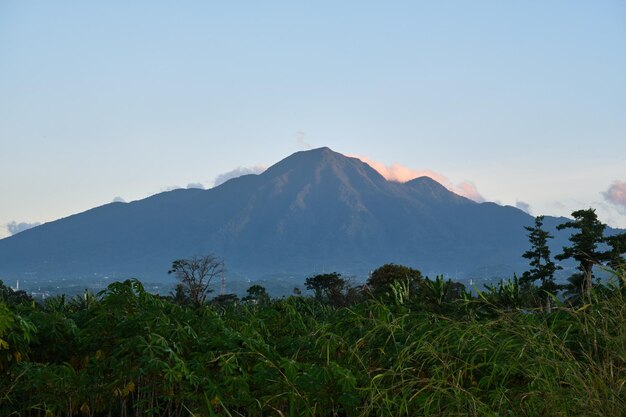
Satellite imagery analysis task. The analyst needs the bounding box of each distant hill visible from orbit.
[0,147,609,290]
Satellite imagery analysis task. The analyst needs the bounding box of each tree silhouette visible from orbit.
[604,233,626,271]
[521,216,561,309]
[366,263,422,298]
[242,284,270,305]
[168,254,224,306]
[0,280,32,306]
[211,293,239,306]
[556,209,606,297]
[304,272,346,305]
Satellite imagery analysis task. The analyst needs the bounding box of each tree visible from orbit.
[242,284,270,305]
[521,216,561,309]
[168,254,224,306]
[366,263,423,298]
[170,283,191,306]
[0,280,32,306]
[344,284,367,305]
[304,273,346,305]
[556,209,606,297]
[605,233,626,271]
[211,293,239,306]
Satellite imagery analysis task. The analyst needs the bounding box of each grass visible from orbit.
[1,273,625,416]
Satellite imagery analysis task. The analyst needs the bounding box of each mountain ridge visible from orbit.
[0,147,607,290]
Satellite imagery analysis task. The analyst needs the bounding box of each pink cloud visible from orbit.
[352,155,485,202]
[454,181,485,203]
[603,180,626,210]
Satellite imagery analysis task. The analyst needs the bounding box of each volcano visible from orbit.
[0,147,572,289]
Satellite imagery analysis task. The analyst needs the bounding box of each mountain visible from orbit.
[0,147,583,291]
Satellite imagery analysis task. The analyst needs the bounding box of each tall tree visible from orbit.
[604,233,626,271]
[366,263,422,298]
[168,254,224,306]
[555,209,606,297]
[521,216,561,308]
[242,284,270,305]
[304,273,346,305]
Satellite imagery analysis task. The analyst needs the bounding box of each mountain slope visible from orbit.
[0,147,576,286]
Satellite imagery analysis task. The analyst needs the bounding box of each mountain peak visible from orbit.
[308,146,333,153]
[0,146,546,289]
[287,146,345,163]
[262,147,386,183]
[404,176,473,204]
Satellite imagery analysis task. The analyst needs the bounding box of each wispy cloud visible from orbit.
[6,221,41,235]
[602,180,626,212]
[295,131,313,150]
[515,200,532,214]
[157,182,207,193]
[352,155,485,202]
[186,183,205,189]
[163,185,182,192]
[214,166,266,187]
[112,196,126,203]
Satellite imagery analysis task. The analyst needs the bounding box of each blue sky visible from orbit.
[1,1,625,237]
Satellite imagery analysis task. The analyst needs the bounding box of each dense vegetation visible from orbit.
[1,209,625,416]
[1,270,625,416]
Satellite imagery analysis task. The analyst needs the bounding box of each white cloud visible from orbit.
[214,166,265,187]
[163,185,182,192]
[6,221,41,235]
[295,131,313,150]
[515,200,532,214]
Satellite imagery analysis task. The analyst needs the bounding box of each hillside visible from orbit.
[0,147,576,287]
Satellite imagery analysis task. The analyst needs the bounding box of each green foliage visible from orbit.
[420,275,458,312]
[521,216,561,294]
[556,209,626,300]
[0,279,33,306]
[605,233,626,270]
[0,301,36,373]
[556,209,607,297]
[304,272,346,306]
[366,263,423,298]
[1,273,624,416]
[242,284,270,305]
[211,293,239,306]
[480,275,527,311]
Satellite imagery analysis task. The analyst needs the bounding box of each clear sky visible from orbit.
[1,1,625,238]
